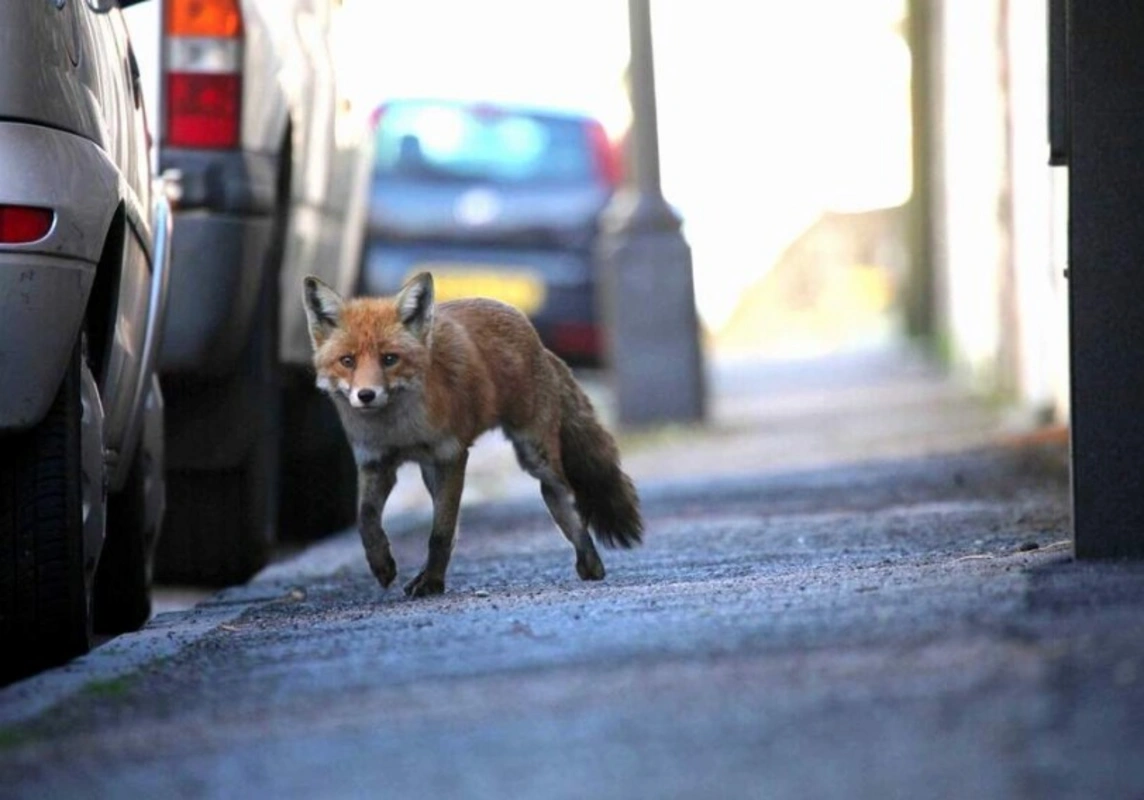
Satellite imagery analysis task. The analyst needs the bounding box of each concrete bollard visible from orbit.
[597,190,706,427]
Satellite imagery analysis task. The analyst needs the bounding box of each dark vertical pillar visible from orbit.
[596,0,705,427]
[904,0,936,341]
[1068,1,1144,558]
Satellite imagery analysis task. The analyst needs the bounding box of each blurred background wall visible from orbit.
[922,0,1068,420]
[332,0,1069,420]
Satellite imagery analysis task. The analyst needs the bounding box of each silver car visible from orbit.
[0,0,171,681]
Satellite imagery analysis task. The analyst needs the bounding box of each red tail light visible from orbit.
[166,73,241,148]
[585,120,623,189]
[368,103,389,131]
[552,322,601,358]
[0,206,54,244]
[164,0,243,149]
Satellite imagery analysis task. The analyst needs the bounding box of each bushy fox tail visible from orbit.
[552,354,643,548]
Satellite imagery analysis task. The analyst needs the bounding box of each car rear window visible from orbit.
[372,102,594,185]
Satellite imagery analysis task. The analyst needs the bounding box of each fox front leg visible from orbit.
[358,460,399,588]
[406,452,469,598]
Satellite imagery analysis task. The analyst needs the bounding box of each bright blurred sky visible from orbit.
[335,0,630,133]
[335,0,910,332]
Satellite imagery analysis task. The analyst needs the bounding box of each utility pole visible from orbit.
[904,0,935,341]
[597,0,705,427]
[1064,0,1144,558]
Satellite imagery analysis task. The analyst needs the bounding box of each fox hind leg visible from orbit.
[542,483,606,581]
[510,432,605,581]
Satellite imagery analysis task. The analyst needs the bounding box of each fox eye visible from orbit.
[339,355,355,369]
[381,353,400,367]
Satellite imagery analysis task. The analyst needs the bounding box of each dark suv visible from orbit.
[359,100,620,365]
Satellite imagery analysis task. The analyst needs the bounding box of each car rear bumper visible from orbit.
[157,147,278,376]
[158,210,272,376]
[162,148,279,216]
[0,253,94,431]
[0,122,122,430]
[360,239,601,363]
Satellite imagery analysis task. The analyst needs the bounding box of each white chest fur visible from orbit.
[336,393,462,467]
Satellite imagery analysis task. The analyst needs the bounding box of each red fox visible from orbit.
[302,272,642,597]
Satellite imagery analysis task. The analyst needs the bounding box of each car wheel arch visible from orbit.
[84,203,127,390]
[279,118,294,212]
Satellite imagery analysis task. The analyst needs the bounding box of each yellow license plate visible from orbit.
[409,266,547,316]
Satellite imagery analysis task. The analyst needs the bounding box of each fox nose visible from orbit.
[357,388,377,404]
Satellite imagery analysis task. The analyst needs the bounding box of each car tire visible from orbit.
[278,366,357,542]
[157,448,274,587]
[0,345,92,681]
[92,439,154,634]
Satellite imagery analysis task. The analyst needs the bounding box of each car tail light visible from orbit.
[0,206,54,244]
[469,103,506,121]
[368,103,389,131]
[552,322,601,358]
[164,0,243,149]
[585,120,623,189]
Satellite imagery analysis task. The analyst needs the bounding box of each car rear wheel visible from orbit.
[157,448,274,586]
[154,364,278,588]
[0,345,100,682]
[93,431,159,633]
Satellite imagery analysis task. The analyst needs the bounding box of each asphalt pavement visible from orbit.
[4,345,1143,799]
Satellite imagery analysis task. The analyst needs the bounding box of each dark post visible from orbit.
[904,0,936,340]
[596,0,705,427]
[1068,1,1144,558]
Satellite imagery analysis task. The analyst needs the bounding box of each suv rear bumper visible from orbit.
[158,148,278,376]
[159,210,272,376]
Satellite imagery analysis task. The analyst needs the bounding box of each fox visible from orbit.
[302,272,642,597]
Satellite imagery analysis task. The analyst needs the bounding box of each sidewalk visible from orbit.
[10,342,1144,800]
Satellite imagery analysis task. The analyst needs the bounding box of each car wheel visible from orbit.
[158,453,273,586]
[0,344,102,681]
[92,441,154,634]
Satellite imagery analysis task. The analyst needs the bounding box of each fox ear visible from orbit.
[396,272,434,339]
[303,276,342,348]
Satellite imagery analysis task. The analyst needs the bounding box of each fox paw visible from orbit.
[368,552,398,588]
[404,570,445,598]
[576,551,606,581]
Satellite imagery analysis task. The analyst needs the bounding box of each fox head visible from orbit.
[302,272,435,411]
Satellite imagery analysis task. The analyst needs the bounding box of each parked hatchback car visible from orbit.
[0,0,171,681]
[360,99,621,365]
[123,0,370,585]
